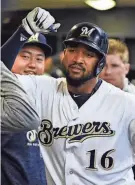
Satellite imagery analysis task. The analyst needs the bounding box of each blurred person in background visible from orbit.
[45,52,64,78]
[99,38,135,178]
[100,38,135,94]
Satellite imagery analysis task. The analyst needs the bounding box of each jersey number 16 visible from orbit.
[86,149,115,170]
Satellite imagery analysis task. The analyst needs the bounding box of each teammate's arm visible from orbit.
[1,26,30,70]
[1,7,60,70]
[1,62,40,132]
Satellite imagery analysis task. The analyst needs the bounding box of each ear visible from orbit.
[124,63,130,75]
[63,49,66,55]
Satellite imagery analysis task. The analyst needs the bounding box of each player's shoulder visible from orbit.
[17,74,56,87]
[16,74,66,92]
[101,80,123,96]
[36,76,66,91]
[102,80,135,106]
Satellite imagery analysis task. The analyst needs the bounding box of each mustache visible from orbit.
[69,62,86,72]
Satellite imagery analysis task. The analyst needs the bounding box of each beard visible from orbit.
[61,62,94,87]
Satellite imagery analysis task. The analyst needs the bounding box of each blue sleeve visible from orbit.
[1,25,31,70]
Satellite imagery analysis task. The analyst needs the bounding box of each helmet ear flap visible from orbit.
[95,57,106,76]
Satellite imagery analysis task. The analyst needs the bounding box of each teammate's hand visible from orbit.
[22,7,61,35]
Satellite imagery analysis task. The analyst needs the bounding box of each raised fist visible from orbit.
[22,7,60,35]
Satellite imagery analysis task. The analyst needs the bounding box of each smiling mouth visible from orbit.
[24,71,36,75]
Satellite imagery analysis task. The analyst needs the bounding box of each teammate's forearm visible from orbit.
[1,25,30,70]
[1,61,40,132]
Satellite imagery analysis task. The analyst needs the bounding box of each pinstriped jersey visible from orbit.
[17,75,135,185]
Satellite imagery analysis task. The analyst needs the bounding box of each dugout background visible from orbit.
[1,3,135,80]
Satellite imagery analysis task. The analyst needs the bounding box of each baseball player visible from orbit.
[1,33,52,185]
[1,8,135,185]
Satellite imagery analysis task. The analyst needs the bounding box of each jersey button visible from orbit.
[69,170,74,174]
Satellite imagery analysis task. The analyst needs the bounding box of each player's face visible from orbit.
[100,54,130,89]
[62,44,99,86]
[12,46,45,75]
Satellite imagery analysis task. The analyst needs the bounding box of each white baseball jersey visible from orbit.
[16,75,135,185]
[123,78,135,95]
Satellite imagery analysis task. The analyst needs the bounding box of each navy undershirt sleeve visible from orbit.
[1,25,31,70]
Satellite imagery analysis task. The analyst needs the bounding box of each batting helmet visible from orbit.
[63,22,109,77]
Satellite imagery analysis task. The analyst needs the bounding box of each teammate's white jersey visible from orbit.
[123,77,135,95]
[16,75,135,185]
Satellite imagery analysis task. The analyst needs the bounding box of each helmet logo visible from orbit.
[80,27,95,37]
